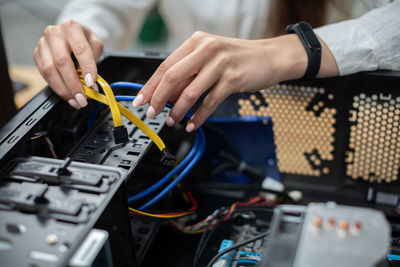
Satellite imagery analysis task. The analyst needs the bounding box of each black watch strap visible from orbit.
[286,21,322,80]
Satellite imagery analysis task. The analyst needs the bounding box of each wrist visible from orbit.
[268,34,308,83]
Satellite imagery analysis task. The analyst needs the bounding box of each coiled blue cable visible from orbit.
[128,126,200,203]
[110,82,144,90]
[89,82,205,209]
[86,82,143,130]
[110,95,202,207]
[139,125,206,210]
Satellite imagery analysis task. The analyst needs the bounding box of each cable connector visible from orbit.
[160,148,176,166]
[113,125,129,144]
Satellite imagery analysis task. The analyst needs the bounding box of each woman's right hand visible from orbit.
[33,19,104,109]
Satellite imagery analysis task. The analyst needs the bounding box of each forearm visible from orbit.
[258,34,339,84]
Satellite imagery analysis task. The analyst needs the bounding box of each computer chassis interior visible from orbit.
[0,51,399,267]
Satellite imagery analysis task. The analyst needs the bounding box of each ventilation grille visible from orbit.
[237,84,336,177]
[346,93,400,183]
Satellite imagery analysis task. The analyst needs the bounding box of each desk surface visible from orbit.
[9,64,47,108]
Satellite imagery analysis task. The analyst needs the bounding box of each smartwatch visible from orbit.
[285,21,321,80]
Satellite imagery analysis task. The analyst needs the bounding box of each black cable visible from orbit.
[183,183,295,203]
[235,205,275,213]
[218,151,264,182]
[210,162,235,178]
[193,223,216,267]
[206,231,269,267]
[192,204,274,266]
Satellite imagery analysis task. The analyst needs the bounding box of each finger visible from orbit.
[169,75,195,103]
[165,75,195,126]
[147,38,221,120]
[62,20,98,88]
[185,79,232,132]
[133,31,207,108]
[35,39,81,109]
[44,25,87,107]
[33,47,49,84]
[167,62,222,126]
[86,34,103,93]
[87,30,104,61]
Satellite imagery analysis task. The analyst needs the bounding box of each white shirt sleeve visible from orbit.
[56,0,157,49]
[315,0,400,76]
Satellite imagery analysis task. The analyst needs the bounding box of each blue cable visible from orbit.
[114,95,137,102]
[388,254,400,261]
[110,81,144,90]
[109,95,201,205]
[86,100,103,130]
[128,130,200,203]
[86,82,142,129]
[85,82,205,209]
[237,259,259,265]
[88,82,195,128]
[139,126,206,210]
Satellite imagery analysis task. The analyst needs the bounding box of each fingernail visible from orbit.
[84,73,94,87]
[186,122,195,133]
[146,106,156,119]
[92,84,99,92]
[166,116,175,126]
[68,99,81,110]
[75,93,88,107]
[132,94,144,108]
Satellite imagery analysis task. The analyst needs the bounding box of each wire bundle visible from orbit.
[171,196,268,234]
[30,130,58,159]
[86,79,206,214]
[206,231,270,267]
[129,191,198,219]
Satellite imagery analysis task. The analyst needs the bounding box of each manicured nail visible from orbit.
[146,106,156,119]
[75,93,88,107]
[92,84,99,92]
[132,93,144,108]
[186,122,195,133]
[68,99,81,110]
[84,73,94,87]
[166,116,175,126]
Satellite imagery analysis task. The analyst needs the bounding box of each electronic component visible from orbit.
[224,225,267,267]
[1,53,400,267]
[259,202,391,267]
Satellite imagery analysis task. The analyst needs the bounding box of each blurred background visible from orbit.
[1,0,68,108]
[0,0,167,110]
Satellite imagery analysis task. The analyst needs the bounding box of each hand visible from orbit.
[132,31,315,132]
[33,19,103,109]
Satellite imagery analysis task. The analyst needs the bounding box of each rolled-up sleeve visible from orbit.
[315,0,400,76]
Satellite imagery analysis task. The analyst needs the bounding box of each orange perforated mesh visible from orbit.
[346,93,400,183]
[238,84,336,176]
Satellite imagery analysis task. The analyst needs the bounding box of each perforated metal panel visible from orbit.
[346,93,400,183]
[238,84,336,177]
[220,72,400,192]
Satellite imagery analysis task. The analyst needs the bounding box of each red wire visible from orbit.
[186,191,198,211]
[222,196,265,222]
[129,191,198,217]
